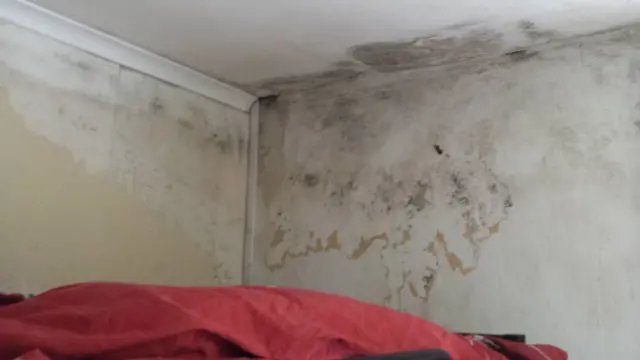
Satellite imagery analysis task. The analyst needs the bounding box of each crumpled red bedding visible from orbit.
[0,283,566,360]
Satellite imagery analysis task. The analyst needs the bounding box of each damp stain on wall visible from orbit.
[0,89,227,290]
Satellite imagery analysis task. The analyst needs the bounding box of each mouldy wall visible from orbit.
[253,24,640,359]
[0,21,249,293]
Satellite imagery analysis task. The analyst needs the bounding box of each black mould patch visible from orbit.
[303,173,319,187]
[504,48,539,62]
[350,30,503,73]
[433,144,444,155]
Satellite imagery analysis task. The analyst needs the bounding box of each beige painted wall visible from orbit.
[0,21,249,293]
[252,24,640,359]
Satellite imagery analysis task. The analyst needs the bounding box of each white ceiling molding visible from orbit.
[0,0,256,112]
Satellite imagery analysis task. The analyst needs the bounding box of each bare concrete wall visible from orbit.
[0,21,248,293]
[253,24,640,359]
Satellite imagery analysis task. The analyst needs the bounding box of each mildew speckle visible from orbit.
[150,97,164,114]
[178,118,195,130]
[518,20,558,42]
[253,68,364,96]
[406,181,430,212]
[55,53,92,71]
[322,96,360,128]
[205,132,233,154]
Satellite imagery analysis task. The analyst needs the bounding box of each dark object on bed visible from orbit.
[0,293,25,306]
[347,349,451,359]
[458,333,526,343]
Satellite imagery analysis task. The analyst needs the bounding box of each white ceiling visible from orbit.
[28,0,640,93]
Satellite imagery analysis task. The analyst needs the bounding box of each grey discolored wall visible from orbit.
[252,23,640,360]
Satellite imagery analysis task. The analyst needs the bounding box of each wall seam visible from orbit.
[242,99,260,284]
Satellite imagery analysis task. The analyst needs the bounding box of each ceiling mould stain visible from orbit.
[349,30,503,72]
[251,19,566,95]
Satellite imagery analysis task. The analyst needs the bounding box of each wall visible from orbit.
[0,20,249,293]
[253,24,640,359]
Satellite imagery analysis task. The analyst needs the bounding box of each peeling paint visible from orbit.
[266,231,342,271]
[434,231,476,275]
[408,270,436,303]
[348,233,389,260]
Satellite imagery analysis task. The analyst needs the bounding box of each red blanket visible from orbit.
[0,283,566,360]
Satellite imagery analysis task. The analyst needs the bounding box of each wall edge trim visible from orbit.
[241,99,259,285]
